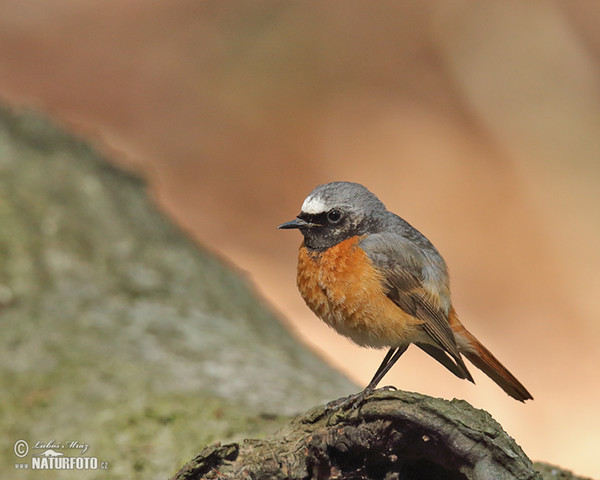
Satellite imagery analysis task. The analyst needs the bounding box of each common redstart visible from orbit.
[279,182,532,404]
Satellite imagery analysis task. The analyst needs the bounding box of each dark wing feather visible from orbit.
[360,233,474,382]
[415,343,471,380]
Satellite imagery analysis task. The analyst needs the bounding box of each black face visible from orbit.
[279,207,370,252]
[279,182,390,250]
[297,208,343,227]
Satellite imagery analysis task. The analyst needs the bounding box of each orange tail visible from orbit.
[449,309,533,402]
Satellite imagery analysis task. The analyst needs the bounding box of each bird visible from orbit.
[278,181,532,405]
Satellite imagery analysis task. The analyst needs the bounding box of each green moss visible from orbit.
[0,106,354,478]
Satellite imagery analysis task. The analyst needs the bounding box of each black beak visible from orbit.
[277,217,310,229]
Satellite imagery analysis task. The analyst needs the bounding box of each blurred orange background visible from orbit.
[1,1,599,477]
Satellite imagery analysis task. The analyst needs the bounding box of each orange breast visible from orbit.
[297,236,422,348]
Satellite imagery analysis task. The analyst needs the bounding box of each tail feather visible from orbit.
[450,309,533,402]
[461,338,533,402]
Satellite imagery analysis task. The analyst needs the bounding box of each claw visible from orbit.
[380,385,397,392]
[325,387,375,414]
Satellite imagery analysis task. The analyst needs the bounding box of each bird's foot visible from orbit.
[325,387,375,413]
[325,385,398,416]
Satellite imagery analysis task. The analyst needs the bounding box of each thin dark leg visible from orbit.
[326,345,409,413]
[366,347,398,388]
[364,344,408,391]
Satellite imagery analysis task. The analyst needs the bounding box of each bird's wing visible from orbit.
[360,233,473,380]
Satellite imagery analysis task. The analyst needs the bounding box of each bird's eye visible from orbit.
[327,209,342,224]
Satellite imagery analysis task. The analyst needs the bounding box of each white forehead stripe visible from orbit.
[301,195,327,214]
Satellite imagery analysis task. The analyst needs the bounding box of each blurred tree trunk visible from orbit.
[0,105,355,478]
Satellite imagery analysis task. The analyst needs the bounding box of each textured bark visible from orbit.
[173,390,544,480]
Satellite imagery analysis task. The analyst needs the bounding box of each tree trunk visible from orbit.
[0,105,355,478]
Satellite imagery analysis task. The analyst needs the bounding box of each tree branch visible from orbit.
[173,389,543,480]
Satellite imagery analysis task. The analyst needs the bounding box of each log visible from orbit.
[173,389,543,480]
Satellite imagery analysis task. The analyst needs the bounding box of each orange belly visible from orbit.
[297,236,422,348]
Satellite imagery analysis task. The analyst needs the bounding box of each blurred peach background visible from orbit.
[1,1,599,477]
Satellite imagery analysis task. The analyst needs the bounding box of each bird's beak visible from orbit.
[277,217,310,229]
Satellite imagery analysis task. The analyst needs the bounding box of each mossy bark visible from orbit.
[0,105,355,479]
[173,390,545,480]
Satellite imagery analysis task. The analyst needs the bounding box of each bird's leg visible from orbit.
[327,345,408,412]
[367,346,398,388]
[353,344,408,405]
